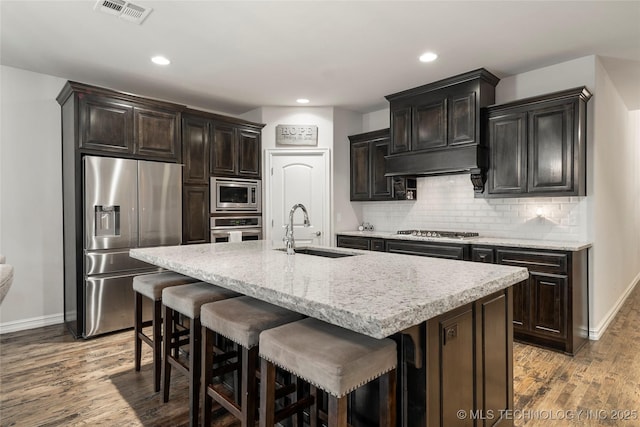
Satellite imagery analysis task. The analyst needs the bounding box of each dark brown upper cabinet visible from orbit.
[79,95,133,154]
[182,115,210,185]
[59,81,182,162]
[211,122,261,178]
[134,106,180,160]
[385,69,499,192]
[485,87,592,198]
[349,129,394,201]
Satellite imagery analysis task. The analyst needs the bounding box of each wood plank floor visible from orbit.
[1,284,638,426]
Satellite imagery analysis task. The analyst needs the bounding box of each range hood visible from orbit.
[384,146,488,193]
[383,68,499,194]
[384,145,488,176]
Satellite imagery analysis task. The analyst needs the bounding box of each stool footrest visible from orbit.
[274,395,315,423]
[206,384,242,419]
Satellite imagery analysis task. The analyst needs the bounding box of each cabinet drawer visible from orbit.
[336,236,371,251]
[370,239,385,252]
[386,241,468,260]
[496,249,567,274]
[471,246,495,263]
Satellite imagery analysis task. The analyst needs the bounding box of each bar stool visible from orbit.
[162,282,240,427]
[200,296,306,426]
[133,271,199,392]
[258,318,397,427]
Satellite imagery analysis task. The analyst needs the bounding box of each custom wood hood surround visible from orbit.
[384,68,500,193]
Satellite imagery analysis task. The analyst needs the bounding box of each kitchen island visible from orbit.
[131,241,528,426]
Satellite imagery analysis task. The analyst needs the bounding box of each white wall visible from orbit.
[244,106,361,245]
[0,66,66,332]
[589,58,640,338]
[332,108,362,234]
[362,108,389,132]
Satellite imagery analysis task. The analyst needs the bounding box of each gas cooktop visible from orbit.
[396,230,480,239]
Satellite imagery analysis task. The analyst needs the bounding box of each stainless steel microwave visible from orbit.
[211,177,262,213]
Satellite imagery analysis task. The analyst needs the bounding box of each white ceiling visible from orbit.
[2,1,639,115]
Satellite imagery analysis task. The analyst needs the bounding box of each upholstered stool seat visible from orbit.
[200,296,305,426]
[162,282,240,427]
[133,271,199,392]
[259,318,397,426]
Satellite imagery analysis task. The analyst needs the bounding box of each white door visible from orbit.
[265,149,330,247]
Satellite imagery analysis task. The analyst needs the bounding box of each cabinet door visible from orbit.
[390,107,411,154]
[182,185,210,244]
[448,92,476,146]
[211,123,237,176]
[238,128,261,177]
[79,95,133,153]
[487,111,527,195]
[134,107,179,160]
[427,304,474,427]
[182,116,210,184]
[412,98,447,150]
[528,103,574,194]
[512,279,530,332]
[530,272,567,339]
[370,139,393,199]
[350,141,370,201]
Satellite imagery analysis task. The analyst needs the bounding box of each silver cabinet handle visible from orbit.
[315,231,322,236]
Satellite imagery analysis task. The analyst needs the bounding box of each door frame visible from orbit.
[264,148,331,246]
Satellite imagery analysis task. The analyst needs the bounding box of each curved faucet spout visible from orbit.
[284,203,311,255]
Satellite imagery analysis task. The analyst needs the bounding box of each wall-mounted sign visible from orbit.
[276,125,318,146]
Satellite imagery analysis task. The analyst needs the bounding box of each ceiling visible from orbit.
[2,1,639,115]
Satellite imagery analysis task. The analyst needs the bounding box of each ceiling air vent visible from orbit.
[94,0,152,25]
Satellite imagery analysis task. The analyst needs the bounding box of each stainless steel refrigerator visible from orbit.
[68,155,182,338]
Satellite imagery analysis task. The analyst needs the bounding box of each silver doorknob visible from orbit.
[315,231,322,236]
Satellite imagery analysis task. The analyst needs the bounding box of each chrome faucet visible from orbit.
[284,203,310,255]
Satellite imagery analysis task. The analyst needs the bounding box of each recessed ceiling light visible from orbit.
[419,52,438,63]
[151,56,170,65]
[296,98,310,104]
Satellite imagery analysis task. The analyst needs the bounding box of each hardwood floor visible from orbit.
[512,283,640,426]
[1,284,638,426]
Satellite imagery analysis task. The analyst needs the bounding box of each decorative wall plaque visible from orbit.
[275,125,318,146]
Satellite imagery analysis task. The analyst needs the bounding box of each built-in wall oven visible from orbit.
[210,216,263,243]
[211,177,261,213]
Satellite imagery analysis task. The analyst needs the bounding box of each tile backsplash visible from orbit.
[361,174,589,241]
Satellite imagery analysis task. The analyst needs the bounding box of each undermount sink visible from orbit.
[275,247,359,258]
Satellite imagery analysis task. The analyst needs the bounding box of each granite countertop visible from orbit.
[130,241,528,339]
[337,231,592,251]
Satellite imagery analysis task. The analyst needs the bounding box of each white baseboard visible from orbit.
[0,313,64,335]
[589,271,640,340]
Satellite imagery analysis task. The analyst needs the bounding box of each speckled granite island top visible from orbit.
[130,241,528,339]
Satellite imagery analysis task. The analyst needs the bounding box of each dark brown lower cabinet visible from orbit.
[479,246,589,355]
[182,185,210,244]
[336,235,385,251]
[346,288,514,427]
[427,288,514,427]
[385,240,469,260]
